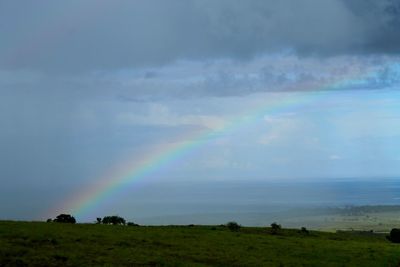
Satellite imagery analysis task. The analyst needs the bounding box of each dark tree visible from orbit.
[96,217,102,224]
[54,214,76,224]
[46,218,52,223]
[270,222,281,234]
[127,222,139,226]
[102,215,126,225]
[300,227,309,234]
[226,221,241,232]
[388,228,400,243]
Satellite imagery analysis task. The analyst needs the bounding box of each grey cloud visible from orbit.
[1,54,397,103]
[337,63,400,90]
[112,55,400,99]
[1,0,400,72]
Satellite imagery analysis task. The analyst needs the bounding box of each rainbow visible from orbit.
[47,69,378,221]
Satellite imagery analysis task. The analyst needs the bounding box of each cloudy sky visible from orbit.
[1,0,400,221]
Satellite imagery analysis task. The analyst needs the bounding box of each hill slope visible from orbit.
[1,221,399,266]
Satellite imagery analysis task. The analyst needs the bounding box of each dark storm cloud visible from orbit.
[1,0,400,72]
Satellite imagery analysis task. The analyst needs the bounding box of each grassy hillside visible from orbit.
[1,221,400,266]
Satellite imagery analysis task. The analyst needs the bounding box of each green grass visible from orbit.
[1,221,400,266]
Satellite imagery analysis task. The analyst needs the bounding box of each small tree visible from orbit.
[54,214,76,224]
[127,222,139,226]
[270,222,281,234]
[226,221,241,232]
[388,228,400,243]
[300,227,309,234]
[46,218,52,223]
[102,215,126,225]
[96,217,102,224]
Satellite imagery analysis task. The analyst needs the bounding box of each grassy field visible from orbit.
[1,221,400,266]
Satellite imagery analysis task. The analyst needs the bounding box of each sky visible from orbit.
[1,0,400,221]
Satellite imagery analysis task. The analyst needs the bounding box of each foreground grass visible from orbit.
[1,221,399,266]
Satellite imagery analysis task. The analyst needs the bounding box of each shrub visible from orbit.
[46,218,52,223]
[226,221,241,232]
[271,222,281,230]
[388,228,400,243]
[127,222,139,226]
[96,217,102,224]
[270,222,281,234]
[300,227,309,234]
[102,215,126,225]
[54,214,76,224]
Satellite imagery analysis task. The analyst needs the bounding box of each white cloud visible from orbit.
[116,103,227,130]
[329,155,341,160]
[258,133,280,145]
[258,113,299,145]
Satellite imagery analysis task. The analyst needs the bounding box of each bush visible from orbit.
[270,222,281,234]
[102,215,126,225]
[300,227,309,234]
[96,217,102,224]
[388,228,400,243]
[127,222,139,226]
[226,221,241,232]
[53,214,76,224]
[46,218,52,223]
[271,222,281,229]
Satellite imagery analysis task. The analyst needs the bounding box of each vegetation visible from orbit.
[1,220,400,266]
[53,214,76,224]
[226,221,241,232]
[270,222,281,235]
[102,215,126,225]
[127,222,139,226]
[388,228,400,243]
[300,226,310,235]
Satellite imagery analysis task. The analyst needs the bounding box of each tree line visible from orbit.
[47,214,137,226]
